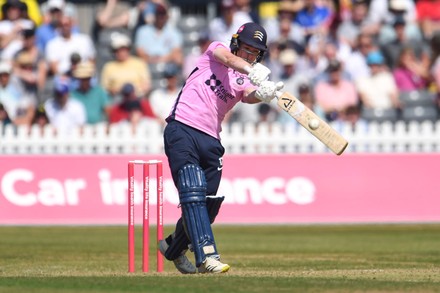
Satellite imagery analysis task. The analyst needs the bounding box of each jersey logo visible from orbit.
[205,74,221,91]
[236,77,244,85]
[205,74,234,104]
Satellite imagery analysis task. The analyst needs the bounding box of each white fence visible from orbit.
[1,120,440,154]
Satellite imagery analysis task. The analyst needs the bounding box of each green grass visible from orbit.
[1,224,440,292]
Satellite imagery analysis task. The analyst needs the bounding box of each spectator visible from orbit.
[356,51,401,111]
[264,0,304,46]
[13,27,47,99]
[96,0,162,38]
[381,16,429,69]
[344,32,377,82]
[294,0,333,43]
[101,32,151,99]
[35,0,79,54]
[315,59,358,121]
[0,0,42,26]
[207,0,252,43]
[149,62,181,123]
[0,61,36,126]
[429,32,440,103]
[0,0,34,61]
[416,0,440,40]
[12,51,38,105]
[234,0,259,24]
[367,0,422,45]
[336,0,374,49]
[44,79,86,134]
[393,47,430,92]
[71,61,111,124]
[277,48,307,96]
[108,82,156,124]
[39,0,77,24]
[0,102,11,125]
[134,3,183,66]
[45,15,95,76]
[182,30,211,78]
[30,103,49,135]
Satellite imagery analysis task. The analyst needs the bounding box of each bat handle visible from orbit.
[275,82,284,100]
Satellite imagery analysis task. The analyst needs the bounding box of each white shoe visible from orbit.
[198,256,230,274]
[159,240,197,274]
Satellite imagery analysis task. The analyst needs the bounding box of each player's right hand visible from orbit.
[247,63,271,86]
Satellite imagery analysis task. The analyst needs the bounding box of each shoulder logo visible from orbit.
[236,77,244,85]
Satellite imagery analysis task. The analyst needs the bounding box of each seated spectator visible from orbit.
[0,0,42,26]
[182,30,211,78]
[207,0,252,43]
[381,15,429,69]
[71,62,111,124]
[263,0,304,47]
[0,0,34,61]
[101,32,151,99]
[344,32,377,82]
[108,82,156,124]
[315,60,358,121]
[294,0,333,43]
[416,0,440,40]
[30,103,49,134]
[277,48,307,96]
[11,51,38,105]
[356,51,401,110]
[44,79,86,134]
[393,47,430,92]
[429,32,440,104]
[13,27,48,99]
[149,62,181,123]
[134,2,183,65]
[0,102,11,125]
[96,0,159,38]
[39,0,77,24]
[0,61,36,126]
[36,0,79,54]
[367,0,422,44]
[45,14,95,76]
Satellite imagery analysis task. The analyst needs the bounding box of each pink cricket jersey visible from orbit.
[168,41,254,140]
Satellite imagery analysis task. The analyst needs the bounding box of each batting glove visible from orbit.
[247,63,271,86]
[256,81,284,103]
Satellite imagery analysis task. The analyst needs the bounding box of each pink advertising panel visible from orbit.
[0,154,439,225]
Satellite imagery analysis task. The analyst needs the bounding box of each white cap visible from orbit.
[279,49,297,66]
[110,32,131,50]
[48,0,65,10]
[0,62,12,74]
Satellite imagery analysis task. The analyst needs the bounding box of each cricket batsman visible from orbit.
[159,22,283,273]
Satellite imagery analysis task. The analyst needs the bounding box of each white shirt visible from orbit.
[44,97,86,134]
[149,88,179,122]
[0,19,34,61]
[208,12,252,43]
[45,33,96,75]
[356,71,398,110]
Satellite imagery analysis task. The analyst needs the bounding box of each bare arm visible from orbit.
[96,0,130,28]
[212,47,253,75]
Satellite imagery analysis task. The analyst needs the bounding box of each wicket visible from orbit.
[127,160,164,273]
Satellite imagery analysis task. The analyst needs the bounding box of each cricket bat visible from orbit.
[276,91,348,155]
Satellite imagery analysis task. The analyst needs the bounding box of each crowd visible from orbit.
[0,0,440,135]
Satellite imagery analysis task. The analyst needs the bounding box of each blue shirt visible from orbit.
[294,5,331,28]
[134,23,182,57]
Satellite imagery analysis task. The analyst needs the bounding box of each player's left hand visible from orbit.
[255,81,284,103]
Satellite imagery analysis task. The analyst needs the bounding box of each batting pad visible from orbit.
[178,164,219,267]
